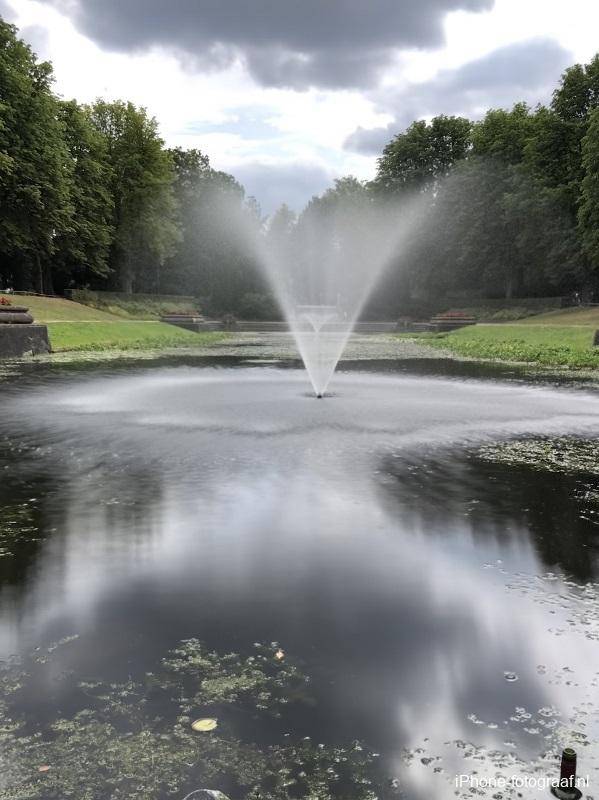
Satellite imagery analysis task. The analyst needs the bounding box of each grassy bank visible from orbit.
[424,323,599,368]
[47,321,225,352]
[516,306,599,326]
[1,294,225,353]
[1,293,121,321]
[70,290,198,320]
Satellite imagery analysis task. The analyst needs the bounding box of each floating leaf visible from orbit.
[38,766,51,773]
[191,717,218,732]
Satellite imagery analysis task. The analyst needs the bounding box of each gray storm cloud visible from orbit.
[345,38,573,154]
[40,0,494,89]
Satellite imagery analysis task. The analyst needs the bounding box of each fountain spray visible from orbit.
[257,183,426,397]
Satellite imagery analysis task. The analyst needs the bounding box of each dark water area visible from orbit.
[2,358,599,798]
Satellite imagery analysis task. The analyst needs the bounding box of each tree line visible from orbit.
[3,12,599,317]
[268,53,599,312]
[369,60,599,306]
[0,17,266,315]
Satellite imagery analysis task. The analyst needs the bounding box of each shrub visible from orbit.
[237,292,279,320]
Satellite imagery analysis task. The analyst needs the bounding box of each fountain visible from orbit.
[293,304,347,397]
[257,190,423,398]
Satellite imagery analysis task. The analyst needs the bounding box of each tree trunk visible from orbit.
[43,261,55,296]
[121,273,134,293]
[120,255,134,293]
[35,253,44,294]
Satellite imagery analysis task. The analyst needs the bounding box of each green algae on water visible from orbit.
[477,436,599,477]
[0,639,389,800]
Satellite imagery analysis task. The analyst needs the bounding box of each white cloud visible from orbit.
[4,0,599,211]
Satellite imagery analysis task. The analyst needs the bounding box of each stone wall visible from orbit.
[0,325,51,358]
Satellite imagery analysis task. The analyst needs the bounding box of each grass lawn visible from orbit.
[1,294,225,353]
[516,306,599,326]
[70,290,198,320]
[47,321,225,352]
[1,294,121,322]
[424,323,599,368]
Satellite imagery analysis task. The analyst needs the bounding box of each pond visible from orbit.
[1,355,599,799]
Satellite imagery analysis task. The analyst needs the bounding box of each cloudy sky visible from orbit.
[3,0,599,213]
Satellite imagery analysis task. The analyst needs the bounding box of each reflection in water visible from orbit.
[380,450,599,582]
[1,365,599,797]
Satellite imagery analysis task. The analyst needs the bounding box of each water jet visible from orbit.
[257,188,424,397]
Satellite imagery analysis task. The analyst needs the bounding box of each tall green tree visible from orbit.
[579,107,599,273]
[88,100,179,292]
[373,115,471,195]
[161,147,212,295]
[472,103,534,164]
[548,55,599,228]
[51,100,114,291]
[265,203,296,268]
[524,107,581,198]
[164,149,264,312]
[552,56,599,123]
[0,18,72,292]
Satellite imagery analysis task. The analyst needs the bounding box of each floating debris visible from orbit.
[477,436,599,477]
[191,718,218,732]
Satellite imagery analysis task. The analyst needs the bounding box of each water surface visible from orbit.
[2,360,599,798]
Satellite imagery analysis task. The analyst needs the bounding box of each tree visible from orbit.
[502,167,581,293]
[472,103,535,164]
[552,56,599,123]
[0,18,72,292]
[161,147,212,294]
[524,106,582,198]
[164,150,265,312]
[579,107,599,273]
[88,100,179,292]
[420,155,581,299]
[51,100,114,291]
[265,203,296,268]
[548,55,599,237]
[373,115,471,194]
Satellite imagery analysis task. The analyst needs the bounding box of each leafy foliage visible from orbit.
[579,107,599,270]
[88,100,180,293]
[0,18,72,293]
[374,115,472,194]
[162,148,265,314]
[51,101,114,289]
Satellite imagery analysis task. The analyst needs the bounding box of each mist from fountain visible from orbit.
[293,305,345,397]
[258,190,424,397]
[198,180,424,397]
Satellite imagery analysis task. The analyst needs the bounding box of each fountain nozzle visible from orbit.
[316,393,323,399]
